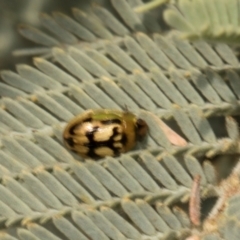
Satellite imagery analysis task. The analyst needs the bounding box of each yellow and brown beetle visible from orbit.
[63,109,148,159]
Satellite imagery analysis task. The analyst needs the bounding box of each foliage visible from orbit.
[0,0,240,239]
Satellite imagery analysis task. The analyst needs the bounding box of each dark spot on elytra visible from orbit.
[86,126,99,138]
[85,126,99,147]
[65,137,75,147]
[111,127,128,147]
[87,148,101,159]
[101,119,122,125]
[84,126,123,159]
[69,118,92,135]
[110,127,122,156]
[69,123,84,135]
[113,149,121,157]
[121,133,127,145]
[110,127,119,140]
[69,125,76,135]
[82,117,92,123]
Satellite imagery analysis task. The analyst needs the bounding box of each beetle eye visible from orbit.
[136,118,148,139]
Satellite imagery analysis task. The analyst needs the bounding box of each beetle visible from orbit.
[63,109,148,159]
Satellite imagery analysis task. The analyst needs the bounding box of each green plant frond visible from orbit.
[1,0,240,239]
[134,0,170,13]
[164,0,240,45]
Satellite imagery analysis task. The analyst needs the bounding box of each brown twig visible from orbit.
[189,175,201,226]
